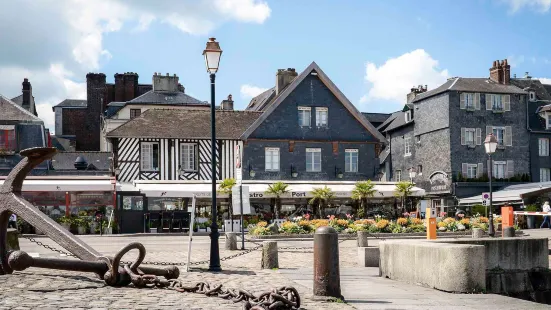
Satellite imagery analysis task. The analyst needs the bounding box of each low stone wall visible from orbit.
[379,240,486,293]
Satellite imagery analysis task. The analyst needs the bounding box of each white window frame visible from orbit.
[405,110,412,122]
[547,114,551,130]
[404,137,412,156]
[140,142,159,172]
[306,148,322,172]
[466,164,478,179]
[464,93,474,109]
[180,143,197,171]
[492,94,503,111]
[315,107,328,127]
[541,168,551,182]
[395,170,402,182]
[493,161,507,179]
[529,91,536,102]
[265,147,280,171]
[465,128,475,145]
[492,126,505,146]
[298,106,311,127]
[345,149,358,173]
[539,138,549,156]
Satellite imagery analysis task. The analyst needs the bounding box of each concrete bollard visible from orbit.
[472,228,484,238]
[357,231,369,247]
[225,232,238,250]
[502,226,515,238]
[7,228,19,251]
[261,241,278,269]
[358,246,379,267]
[313,226,343,299]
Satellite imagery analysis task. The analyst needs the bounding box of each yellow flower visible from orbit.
[411,218,423,225]
[281,221,295,229]
[257,221,267,227]
[376,219,389,229]
[397,218,408,226]
[336,219,349,226]
[443,217,456,224]
[460,218,470,225]
[298,220,311,227]
[311,219,329,228]
[437,222,447,228]
[478,217,489,223]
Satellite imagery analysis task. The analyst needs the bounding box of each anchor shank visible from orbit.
[9,251,108,274]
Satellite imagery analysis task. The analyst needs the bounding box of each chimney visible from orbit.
[74,156,88,170]
[502,59,510,85]
[114,72,139,101]
[407,85,428,103]
[276,68,298,95]
[220,94,234,110]
[22,78,33,113]
[152,72,179,92]
[489,59,509,84]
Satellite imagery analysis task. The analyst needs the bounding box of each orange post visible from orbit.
[501,205,514,230]
[426,207,437,239]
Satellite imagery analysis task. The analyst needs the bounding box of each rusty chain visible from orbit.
[21,235,77,257]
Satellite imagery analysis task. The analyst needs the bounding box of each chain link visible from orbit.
[21,235,77,257]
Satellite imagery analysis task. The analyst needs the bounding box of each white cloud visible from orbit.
[507,55,525,68]
[502,0,551,13]
[240,84,269,98]
[537,77,551,84]
[0,0,271,132]
[360,49,449,107]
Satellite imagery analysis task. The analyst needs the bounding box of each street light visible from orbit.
[203,37,222,271]
[408,167,417,182]
[484,133,498,237]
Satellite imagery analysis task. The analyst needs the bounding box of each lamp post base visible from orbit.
[208,227,222,272]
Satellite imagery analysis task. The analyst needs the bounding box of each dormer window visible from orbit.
[537,106,551,129]
[405,110,412,122]
[529,91,536,102]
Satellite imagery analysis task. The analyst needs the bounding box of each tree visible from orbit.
[351,180,376,218]
[265,181,289,220]
[394,181,414,215]
[218,178,236,220]
[308,186,335,219]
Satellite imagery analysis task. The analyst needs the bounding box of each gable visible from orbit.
[241,62,385,142]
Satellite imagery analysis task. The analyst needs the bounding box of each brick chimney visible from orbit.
[220,94,234,110]
[489,59,510,84]
[276,68,298,95]
[152,73,179,92]
[22,78,35,114]
[407,85,428,103]
[114,72,139,101]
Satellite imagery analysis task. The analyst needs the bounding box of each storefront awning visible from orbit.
[133,180,426,199]
[0,177,116,192]
[458,182,551,206]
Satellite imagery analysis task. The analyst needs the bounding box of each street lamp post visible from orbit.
[408,167,417,212]
[203,37,222,271]
[484,133,498,237]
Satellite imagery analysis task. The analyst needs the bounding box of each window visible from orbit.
[541,168,550,182]
[180,144,197,171]
[298,107,311,127]
[130,109,141,119]
[464,93,474,109]
[492,127,505,146]
[405,110,412,122]
[417,165,423,175]
[493,161,506,179]
[529,91,536,102]
[315,107,328,127]
[465,128,475,145]
[265,148,280,171]
[306,148,321,172]
[404,137,411,156]
[539,138,549,156]
[140,142,159,171]
[492,95,503,111]
[0,128,16,151]
[395,170,402,182]
[467,164,478,179]
[416,136,421,144]
[345,149,358,172]
[547,115,551,129]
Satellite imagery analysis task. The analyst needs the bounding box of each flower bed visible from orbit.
[248,213,515,236]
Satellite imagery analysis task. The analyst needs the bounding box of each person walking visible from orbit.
[8,213,17,229]
[540,201,551,229]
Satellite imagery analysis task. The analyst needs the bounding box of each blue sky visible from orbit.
[1,0,551,131]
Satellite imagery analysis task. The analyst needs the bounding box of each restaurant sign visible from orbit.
[428,171,451,193]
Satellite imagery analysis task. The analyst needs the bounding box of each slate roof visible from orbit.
[361,112,392,126]
[52,99,87,109]
[383,112,413,132]
[376,111,401,132]
[51,152,111,171]
[105,102,126,118]
[412,78,526,103]
[11,94,36,108]
[127,90,207,105]
[379,149,389,165]
[106,109,262,139]
[543,84,551,96]
[0,94,42,122]
[246,87,276,111]
[510,78,551,101]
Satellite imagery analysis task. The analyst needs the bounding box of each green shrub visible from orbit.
[525,204,539,212]
[471,204,486,216]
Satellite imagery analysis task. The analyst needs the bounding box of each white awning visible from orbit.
[0,125,15,130]
[458,183,551,206]
[133,180,426,198]
[0,179,116,192]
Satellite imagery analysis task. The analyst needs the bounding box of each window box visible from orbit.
[496,145,506,150]
[466,106,476,112]
[467,144,476,149]
[492,109,504,114]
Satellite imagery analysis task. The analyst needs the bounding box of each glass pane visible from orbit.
[123,196,143,210]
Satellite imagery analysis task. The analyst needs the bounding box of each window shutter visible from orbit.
[505,126,512,146]
[475,128,482,145]
[486,94,492,110]
[462,163,468,176]
[506,160,514,178]
[503,95,511,111]
[460,93,465,109]
[461,128,466,145]
[486,125,493,137]
[477,163,483,178]
[475,93,481,110]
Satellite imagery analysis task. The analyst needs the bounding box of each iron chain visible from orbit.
[21,235,77,257]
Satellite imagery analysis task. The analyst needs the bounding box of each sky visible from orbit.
[1,0,551,133]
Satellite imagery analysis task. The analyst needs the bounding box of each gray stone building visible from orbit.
[380,60,531,210]
[242,62,386,181]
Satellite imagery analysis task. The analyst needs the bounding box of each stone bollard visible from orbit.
[225,232,238,250]
[261,241,278,269]
[472,228,484,238]
[7,228,19,251]
[357,231,369,247]
[313,226,343,299]
[502,226,515,238]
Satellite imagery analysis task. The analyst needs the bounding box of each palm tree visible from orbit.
[394,181,414,216]
[351,180,377,218]
[218,178,236,220]
[265,181,289,220]
[308,186,335,219]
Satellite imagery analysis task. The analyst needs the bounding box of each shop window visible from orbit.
[122,196,144,210]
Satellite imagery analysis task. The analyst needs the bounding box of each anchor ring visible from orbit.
[103,242,146,286]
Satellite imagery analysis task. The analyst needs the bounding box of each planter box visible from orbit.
[103,227,113,235]
[89,223,98,234]
[77,226,87,235]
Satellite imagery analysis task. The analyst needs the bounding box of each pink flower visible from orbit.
[403,212,410,217]
[440,211,447,217]
[304,214,311,220]
[346,214,353,219]
[458,214,465,218]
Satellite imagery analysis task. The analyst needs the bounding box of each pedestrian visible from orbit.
[540,201,551,229]
[8,213,17,229]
